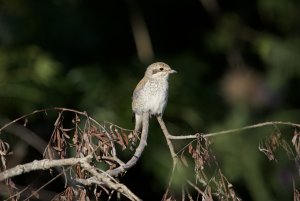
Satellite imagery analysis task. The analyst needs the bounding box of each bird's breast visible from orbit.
[142,79,168,115]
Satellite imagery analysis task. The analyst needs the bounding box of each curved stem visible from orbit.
[107,112,149,177]
[156,116,179,199]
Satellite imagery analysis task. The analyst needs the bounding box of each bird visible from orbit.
[131,62,176,144]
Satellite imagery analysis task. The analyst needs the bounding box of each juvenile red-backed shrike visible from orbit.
[132,62,176,138]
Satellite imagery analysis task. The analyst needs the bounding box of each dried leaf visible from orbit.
[53,146,63,152]
[54,112,63,127]
[73,130,79,145]
[188,143,193,154]
[292,131,300,155]
[63,132,70,139]
[1,155,6,169]
[60,128,73,132]
[258,142,275,161]
[45,146,54,159]
[79,189,87,201]
[89,125,97,134]
[121,130,129,146]
[115,128,126,150]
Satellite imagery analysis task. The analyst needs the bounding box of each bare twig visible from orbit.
[204,121,300,137]
[156,116,179,199]
[0,109,48,133]
[186,179,204,196]
[24,169,65,200]
[156,116,177,159]
[0,155,141,201]
[167,121,300,140]
[168,134,200,140]
[0,107,117,157]
[0,116,47,154]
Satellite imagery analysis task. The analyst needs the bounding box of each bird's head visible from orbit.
[145,62,177,79]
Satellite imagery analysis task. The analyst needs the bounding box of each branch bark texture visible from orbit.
[0,156,92,181]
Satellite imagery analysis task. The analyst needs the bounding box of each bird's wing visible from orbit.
[132,77,147,100]
[132,77,148,112]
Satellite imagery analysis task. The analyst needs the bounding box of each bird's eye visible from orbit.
[159,68,164,71]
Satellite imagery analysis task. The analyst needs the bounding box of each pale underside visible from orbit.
[132,77,169,132]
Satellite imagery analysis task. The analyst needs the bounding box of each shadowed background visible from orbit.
[0,0,300,200]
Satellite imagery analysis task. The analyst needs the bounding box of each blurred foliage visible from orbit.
[0,0,300,200]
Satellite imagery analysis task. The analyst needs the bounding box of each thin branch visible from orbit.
[24,170,65,200]
[0,116,47,154]
[186,179,204,196]
[81,162,141,201]
[168,134,200,140]
[101,156,125,166]
[156,116,177,159]
[104,121,134,132]
[4,184,30,201]
[156,116,179,199]
[204,121,300,137]
[0,156,92,181]
[0,155,141,201]
[167,121,300,140]
[0,109,48,133]
[0,107,117,157]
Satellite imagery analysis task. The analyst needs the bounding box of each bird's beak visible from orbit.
[169,69,177,74]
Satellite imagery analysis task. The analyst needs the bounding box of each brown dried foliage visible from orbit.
[259,128,300,201]
[1,108,134,200]
[1,108,300,200]
[169,136,242,201]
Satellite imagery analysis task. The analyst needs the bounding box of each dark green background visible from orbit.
[0,0,300,200]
